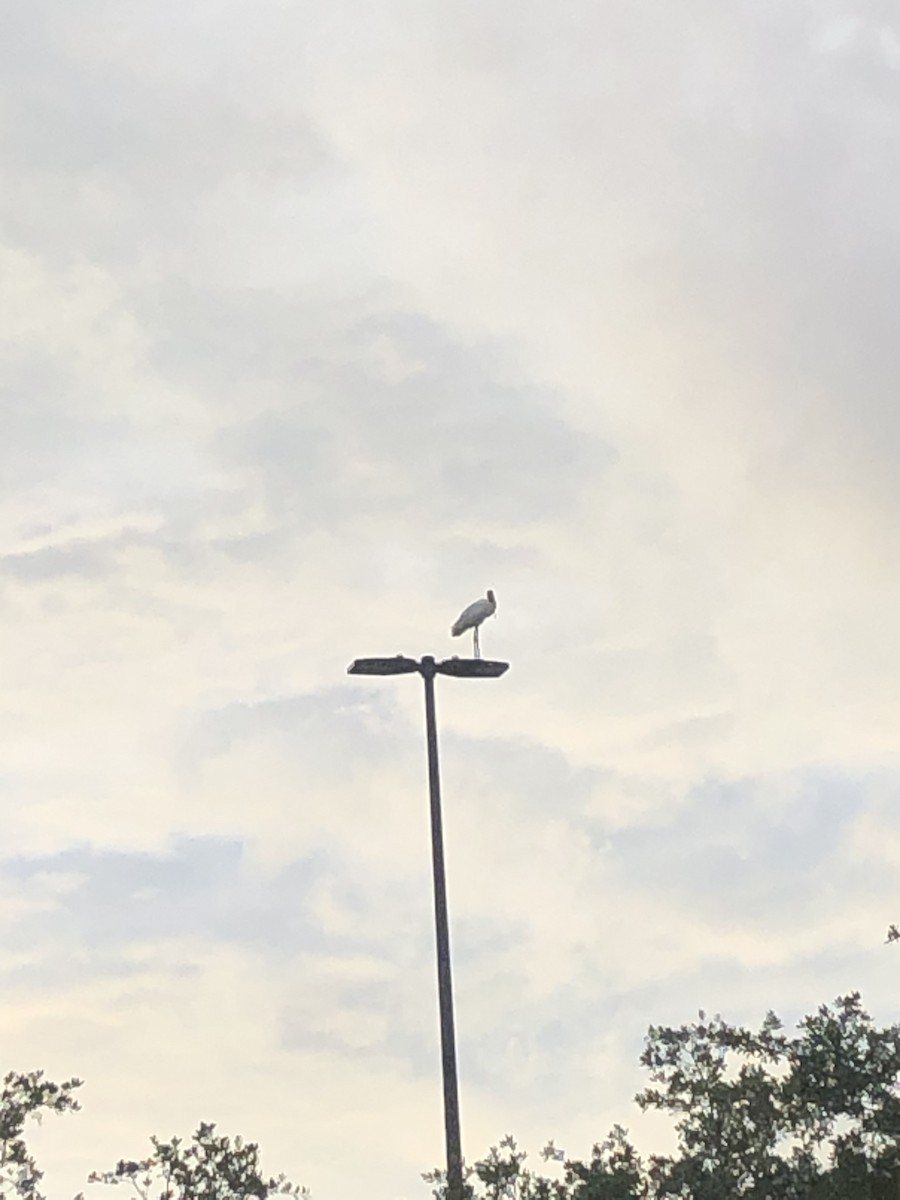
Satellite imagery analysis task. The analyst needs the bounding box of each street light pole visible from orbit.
[420,655,463,1199]
[346,653,508,1200]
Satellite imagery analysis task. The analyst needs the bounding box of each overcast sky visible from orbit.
[3,2,900,1197]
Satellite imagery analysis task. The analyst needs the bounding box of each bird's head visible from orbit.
[487,588,496,611]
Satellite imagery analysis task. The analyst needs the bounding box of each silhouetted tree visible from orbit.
[88,1123,308,1200]
[427,994,900,1199]
[0,1070,81,1200]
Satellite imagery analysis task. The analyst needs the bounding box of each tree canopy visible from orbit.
[87,1123,307,1200]
[0,1070,81,1200]
[426,993,900,1199]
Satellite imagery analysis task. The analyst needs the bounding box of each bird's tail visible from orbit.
[450,622,464,636]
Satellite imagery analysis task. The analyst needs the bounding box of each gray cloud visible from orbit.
[222,326,604,523]
[0,2,329,270]
[182,686,412,778]
[0,540,115,582]
[0,838,328,975]
[602,768,882,925]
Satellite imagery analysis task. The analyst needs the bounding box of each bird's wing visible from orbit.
[451,598,488,635]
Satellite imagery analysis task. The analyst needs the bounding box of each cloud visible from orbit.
[206,311,610,532]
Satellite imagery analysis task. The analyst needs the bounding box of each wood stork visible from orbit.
[451,589,497,659]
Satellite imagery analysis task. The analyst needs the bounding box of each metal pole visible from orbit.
[420,655,464,1200]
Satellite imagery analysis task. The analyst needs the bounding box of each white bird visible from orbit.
[451,589,497,659]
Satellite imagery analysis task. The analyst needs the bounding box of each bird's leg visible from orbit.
[473,627,481,659]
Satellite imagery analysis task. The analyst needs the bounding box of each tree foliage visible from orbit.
[0,1069,82,1200]
[88,1123,308,1200]
[427,994,900,1199]
[423,1127,645,1200]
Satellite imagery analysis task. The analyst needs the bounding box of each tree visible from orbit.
[0,1070,82,1200]
[423,1127,645,1199]
[88,1123,308,1200]
[428,994,900,1199]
